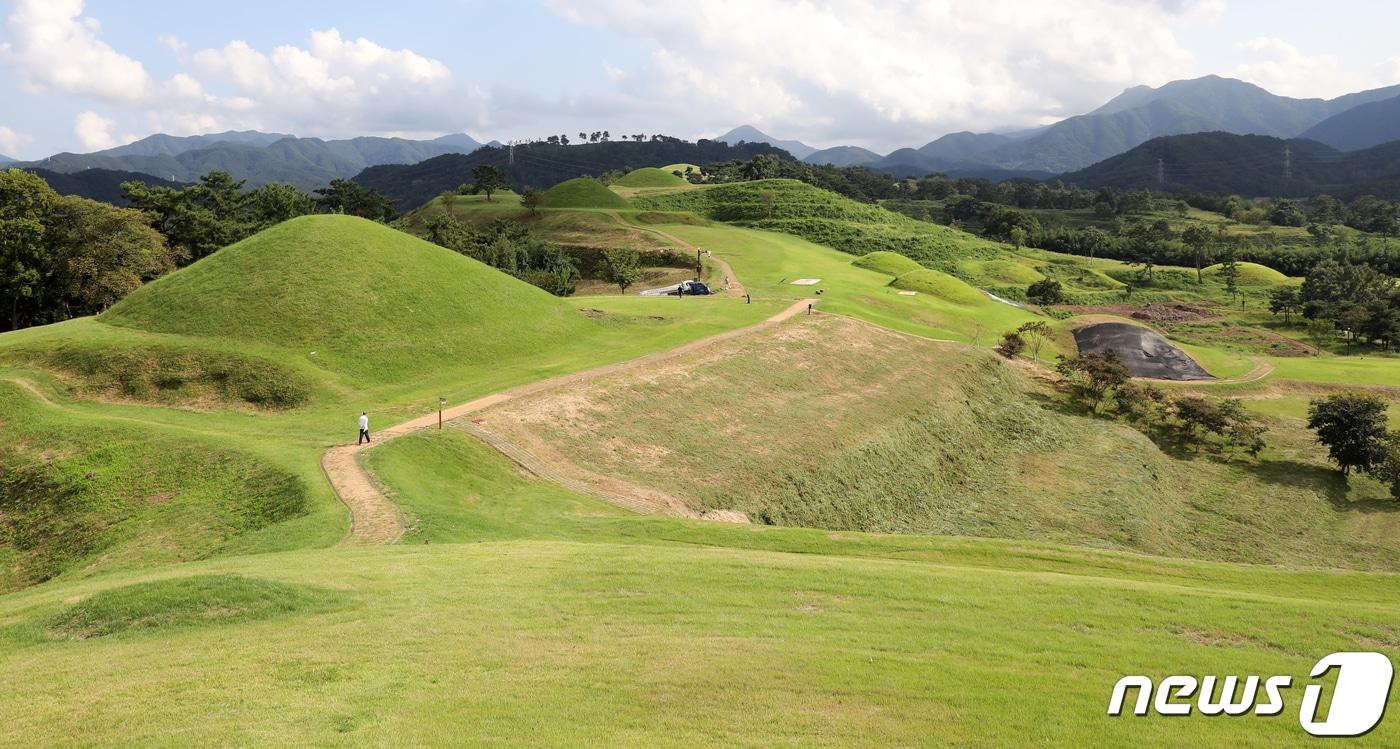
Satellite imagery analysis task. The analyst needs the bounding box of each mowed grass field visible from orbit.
[2,427,1396,747]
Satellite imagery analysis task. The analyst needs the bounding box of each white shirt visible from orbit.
[358,414,368,431]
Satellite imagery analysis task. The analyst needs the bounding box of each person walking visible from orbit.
[358,412,370,444]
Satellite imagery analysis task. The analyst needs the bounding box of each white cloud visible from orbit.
[190,28,469,135]
[1232,37,1377,98]
[544,0,1220,149]
[73,110,118,150]
[1,1,485,147]
[1,0,151,103]
[0,125,33,156]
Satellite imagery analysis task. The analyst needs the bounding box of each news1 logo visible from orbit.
[1108,652,1394,737]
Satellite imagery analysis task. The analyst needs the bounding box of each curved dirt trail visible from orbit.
[324,298,817,544]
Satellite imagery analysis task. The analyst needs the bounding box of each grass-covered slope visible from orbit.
[851,251,923,276]
[1202,261,1292,286]
[540,177,631,209]
[612,167,686,188]
[0,380,323,591]
[477,315,1400,570]
[102,215,595,382]
[890,269,989,305]
[632,179,1005,268]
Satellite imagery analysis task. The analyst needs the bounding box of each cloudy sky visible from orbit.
[1,0,1397,158]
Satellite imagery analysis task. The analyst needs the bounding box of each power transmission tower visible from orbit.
[509,141,514,167]
[1283,145,1292,180]
[1156,157,1164,187]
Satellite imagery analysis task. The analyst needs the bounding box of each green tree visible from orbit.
[998,330,1026,358]
[1180,225,1213,283]
[1016,320,1051,362]
[471,164,509,202]
[246,183,315,230]
[983,206,1041,243]
[46,195,176,318]
[1008,226,1028,250]
[1026,278,1064,305]
[520,187,543,215]
[313,179,396,221]
[1307,394,1391,476]
[1371,434,1400,499]
[1300,259,1394,323]
[1077,226,1110,259]
[1267,286,1301,325]
[0,169,57,330]
[1218,250,1241,301]
[601,248,642,294]
[1055,352,1130,412]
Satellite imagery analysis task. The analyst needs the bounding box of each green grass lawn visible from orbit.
[0,427,1395,746]
[652,222,1047,348]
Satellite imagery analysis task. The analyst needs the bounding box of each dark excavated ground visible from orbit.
[1072,322,1213,381]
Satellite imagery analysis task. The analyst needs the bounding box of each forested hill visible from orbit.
[1060,132,1400,198]
[23,168,188,205]
[352,138,789,209]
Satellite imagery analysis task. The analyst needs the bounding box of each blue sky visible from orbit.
[2,0,1398,158]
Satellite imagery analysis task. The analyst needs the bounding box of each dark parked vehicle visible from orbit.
[669,280,711,296]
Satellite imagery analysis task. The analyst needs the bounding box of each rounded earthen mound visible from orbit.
[1073,322,1213,381]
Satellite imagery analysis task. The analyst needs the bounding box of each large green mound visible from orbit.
[852,251,923,276]
[103,215,594,381]
[541,177,631,209]
[632,179,1004,267]
[1202,261,1292,286]
[956,259,1045,285]
[612,167,686,188]
[890,269,988,306]
[43,574,341,639]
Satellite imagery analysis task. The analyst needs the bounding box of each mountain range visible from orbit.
[11,74,1400,206]
[1059,131,1400,199]
[718,76,1400,176]
[14,130,489,190]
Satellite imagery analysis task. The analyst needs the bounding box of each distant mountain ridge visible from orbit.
[718,75,1400,177]
[715,125,817,159]
[804,145,883,167]
[1300,94,1400,151]
[1059,131,1400,199]
[17,132,488,190]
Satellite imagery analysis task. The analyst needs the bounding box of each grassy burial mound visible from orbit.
[1201,261,1292,286]
[632,179,1005,267]
[612,167,687,188]
[889,269,988,306]
[1074,322,1213,380]
[851,250,924,276]
[955,258,1046,286]
[540,177,631,209]
[472,314,1400,569]
[102,215,595,382]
